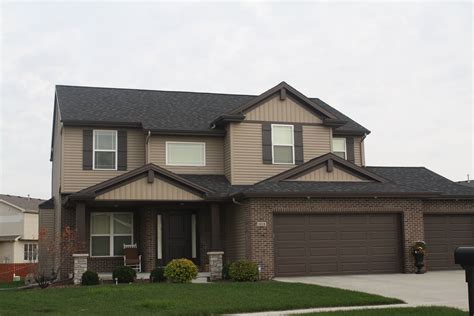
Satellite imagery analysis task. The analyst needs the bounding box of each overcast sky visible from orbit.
[1,1,472,199]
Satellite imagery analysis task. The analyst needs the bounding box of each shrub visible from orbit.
[164,259,198,283]
[81,270,100,286]
[222,263,231,280]
[112,266,136,283]
[150,267,166,283]
[229,260,258,282]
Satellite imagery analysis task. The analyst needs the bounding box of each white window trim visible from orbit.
[92,130,118,171]
[165,141,206,167]
[332,137,347,159]
[23,243,38,262]
[271,124,295,165]
[90,212,134,258]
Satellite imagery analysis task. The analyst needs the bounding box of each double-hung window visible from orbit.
[332,137,346,159]
[24,244,37,262]
[90,213,133,257]
[166,142,206,166]
[272,124,294,164]
[93,130,117,170]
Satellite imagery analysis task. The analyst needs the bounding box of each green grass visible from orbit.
[304,306,467,315]
[0,280,23,289]
[0,281,402,315]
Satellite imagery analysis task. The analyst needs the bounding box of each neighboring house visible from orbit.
[39,82,474,282]
[0,194,43,281]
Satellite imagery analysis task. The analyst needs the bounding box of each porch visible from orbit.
[71,201,224,276]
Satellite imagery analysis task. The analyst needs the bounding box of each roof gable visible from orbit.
[96,176,203,201]
[245,94,323,123]
[263,153,388,183]
[68,164,211,202]
[288,165,371,182]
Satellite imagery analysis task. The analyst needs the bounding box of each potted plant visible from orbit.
[413,241,427,274]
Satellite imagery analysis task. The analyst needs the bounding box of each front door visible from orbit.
[164,212,192,263]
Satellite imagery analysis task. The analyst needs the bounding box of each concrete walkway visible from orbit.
[276,270,468,311]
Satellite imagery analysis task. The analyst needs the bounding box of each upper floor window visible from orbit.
[91,212,133,257]
[24,243,37,262]
[332,137,346,159]
[93,130,117,170]
[166,142,206,166]
[272,124,294,164]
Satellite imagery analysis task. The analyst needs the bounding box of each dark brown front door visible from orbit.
[424,214,474,270]
[274,214,403,277]
[164,212,192,263]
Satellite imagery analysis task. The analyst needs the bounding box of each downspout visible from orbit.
[232,197,242,205]
[145,130,151,164]
[361,133,367,167]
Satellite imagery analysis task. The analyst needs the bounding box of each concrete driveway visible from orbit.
[275,270,468,311]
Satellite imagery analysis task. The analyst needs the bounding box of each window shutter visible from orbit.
[83,129,93,170]
[117,130,127,171]
[262,123,272,164]
[346,137,355,163]
[294,124,304,165]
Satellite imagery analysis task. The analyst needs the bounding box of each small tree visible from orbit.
[35,226,78,288]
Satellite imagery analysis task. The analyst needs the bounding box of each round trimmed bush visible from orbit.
[112,266,136,283]
[81,270,100,286]
[164,259,198,283]
[150,267,165,283]
[229,260,258,282]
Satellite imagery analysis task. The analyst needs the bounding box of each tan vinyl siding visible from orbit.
[290,165,368,182]
[354,136,362,166]
[303,125,332,161]
[148,136,224,175]
[96,176,202,201]
[223,204,246,262]
[230,122,333,185]
[62,127,145,192]
[245,95,323,123]
[224,126,232,181]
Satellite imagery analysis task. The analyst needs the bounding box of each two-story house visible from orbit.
[0,194,42,281]
[39,82,474,283]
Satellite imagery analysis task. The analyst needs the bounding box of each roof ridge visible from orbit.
[366,166,426,168]
[55,84,258,98]
[0,194,45,201]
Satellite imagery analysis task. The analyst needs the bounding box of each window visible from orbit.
[166,142,205,166]
[272,124,294,164]
[332,137,346,159]
[90,213,133,257]
[93,130,117,170]
[24,244,37,262]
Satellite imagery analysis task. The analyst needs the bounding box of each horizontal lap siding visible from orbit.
[62,128,145,192]
[231,122,332,185]
[149,136,224,175]
[245,95,323,124]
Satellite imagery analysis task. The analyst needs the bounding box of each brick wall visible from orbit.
[241,197,474,279]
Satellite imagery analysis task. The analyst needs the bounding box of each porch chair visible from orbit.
[123,244,142,273]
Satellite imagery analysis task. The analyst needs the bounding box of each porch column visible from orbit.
[75,202,87,252]
[208,203,223,281]
[210,203,222,251]
[73,202,88,285]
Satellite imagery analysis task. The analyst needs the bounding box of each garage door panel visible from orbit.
[424,214,474,270]
[274,215,305,225]
[275,232,305,241]
[276,247,306,257]
[274,214,402,276]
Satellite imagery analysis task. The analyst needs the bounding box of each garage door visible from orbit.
[274,214,403,276]
[424,214,474,270]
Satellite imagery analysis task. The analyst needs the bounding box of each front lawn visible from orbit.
[307,306,467,316]
[0,280,24,289]
[0,281,402,315]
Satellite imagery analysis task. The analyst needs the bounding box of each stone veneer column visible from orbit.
[73,254,89,285]
[207,251,224,281]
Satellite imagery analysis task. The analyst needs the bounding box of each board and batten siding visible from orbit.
[61,127,146,192]
[96,176,203,201]
[148,136,224,175]
[245,95,323,124]
[229,122,333,185]
[290,166,367,182]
